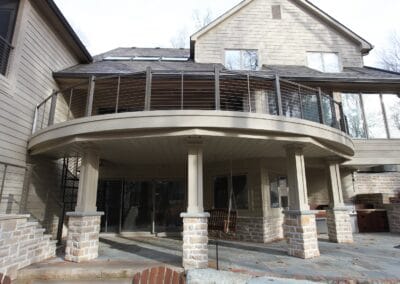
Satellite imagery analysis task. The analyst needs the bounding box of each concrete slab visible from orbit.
[17,233,400,283]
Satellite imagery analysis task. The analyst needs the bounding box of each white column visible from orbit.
[326,160,353,243]
[181,140,209,270]
[75,151,99,213]
[285,145,309,211]
[327,161,345,208]
[187,142,204,213]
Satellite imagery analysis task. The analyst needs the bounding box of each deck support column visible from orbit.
[65,151,104,263]
[284,145,320,259]
[326,160,353,243]
[181,140,210,270]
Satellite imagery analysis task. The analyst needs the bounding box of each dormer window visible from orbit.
[307,52,340,73]
[225,49,258,71]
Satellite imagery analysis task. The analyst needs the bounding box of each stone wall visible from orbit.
[0,214,56,280]
[210,215,284,243]
[352,172,400,203]
[65,213,102,263]
[385,204,400,233]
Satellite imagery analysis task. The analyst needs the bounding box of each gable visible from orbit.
[191,0,372,68]
[191,0,372,53]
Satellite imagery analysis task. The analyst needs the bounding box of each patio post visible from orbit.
[326,160,353,243]
[65,150,104,263]
[284,144,320,259]
[181,139,210,270]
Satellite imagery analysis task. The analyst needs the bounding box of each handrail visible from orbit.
[32,69,348,135]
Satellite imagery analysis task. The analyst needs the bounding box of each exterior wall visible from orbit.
[341,169,400,204]
[0,214,56,280]
[0,0,79,215]
[195,0,363,68]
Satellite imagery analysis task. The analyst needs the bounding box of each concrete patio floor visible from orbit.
[17,233,400,283]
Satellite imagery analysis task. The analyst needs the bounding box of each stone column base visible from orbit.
[326,209,353,243]
[284,211,320,259]
[180,212,210,270]
[65,212,104,263]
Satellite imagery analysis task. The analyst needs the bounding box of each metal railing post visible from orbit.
[298,86,304,119]
[85,76,96,117]
[48,91,58,126]
[317,88,325,124]
[67,88,73,121]
[380,93,391,139]
[32,104,39,134]
[275,75,283,115]
[145,67,152,111]
[115,76,121,113]
[181,72,184,110]
[247,74,252,112]
[214,67,220,110]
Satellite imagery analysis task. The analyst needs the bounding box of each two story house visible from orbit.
[1,0,400,274]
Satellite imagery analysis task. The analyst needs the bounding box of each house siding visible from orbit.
[0,0,79,216]
[195,0,363,68]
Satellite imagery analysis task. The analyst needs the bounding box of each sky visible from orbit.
[54,0,400,67]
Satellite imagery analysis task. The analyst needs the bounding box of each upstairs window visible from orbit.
[0,0,19,75]
[225,49,258,71]
[307,52,340,73]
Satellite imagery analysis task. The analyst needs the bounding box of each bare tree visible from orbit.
[192,8,212,30]
[170,9,213,49]
[170,27,189,48]
[379,32,400,72]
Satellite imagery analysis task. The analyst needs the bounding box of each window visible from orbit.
[0,0,19,75]
[362,94,387,139]
[341,93,367,138]
[382,94,400,138]
[307,52,340,73]
[270,176,288,208]
[271,5,281,19]
[225,50,258,71]
[213,175,248,210]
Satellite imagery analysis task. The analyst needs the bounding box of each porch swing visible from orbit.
[208,160,238,233]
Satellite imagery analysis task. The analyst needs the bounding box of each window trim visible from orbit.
[224,49,259,71]
[306,51,341,73]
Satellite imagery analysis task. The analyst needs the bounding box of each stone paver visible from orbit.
[17,233,400,283]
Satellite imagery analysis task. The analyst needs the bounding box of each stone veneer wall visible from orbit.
[65,214,102,263]
[209,216,284,243]
[385,204,400,233]
[351,172,400,202]
[326,210,353,243]
[0,215,56,280]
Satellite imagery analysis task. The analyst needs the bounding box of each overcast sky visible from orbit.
[54,0,400,67]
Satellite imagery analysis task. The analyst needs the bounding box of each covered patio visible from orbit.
[17,233,400,283]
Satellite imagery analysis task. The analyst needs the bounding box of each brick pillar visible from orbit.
[181,212,210,270]
[326,209,353,243]
[284,211,320,259]
[65,212,104,263]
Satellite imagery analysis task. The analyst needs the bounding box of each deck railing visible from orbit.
[32,68,349,134]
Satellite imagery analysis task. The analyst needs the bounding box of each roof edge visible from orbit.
[36,0,93,63]
[191,0,253,41]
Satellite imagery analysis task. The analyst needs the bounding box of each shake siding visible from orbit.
[0,0,79,214]
[195,0,363,68]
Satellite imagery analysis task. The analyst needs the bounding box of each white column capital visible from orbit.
[284,143,306,153]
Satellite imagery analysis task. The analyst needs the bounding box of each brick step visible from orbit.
[34,228,46,234]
